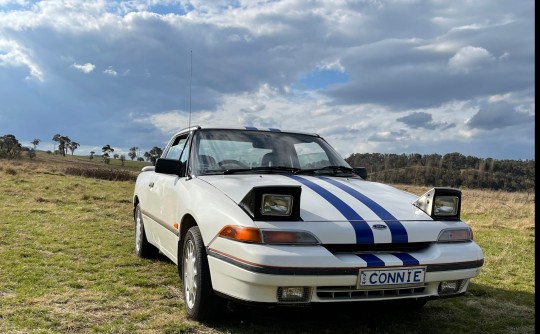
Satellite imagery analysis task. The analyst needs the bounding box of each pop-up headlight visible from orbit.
[262,194,293,216]
[413,187,461,221]
[239,186,301,221]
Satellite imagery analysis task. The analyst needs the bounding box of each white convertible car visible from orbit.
[133,126,484,320]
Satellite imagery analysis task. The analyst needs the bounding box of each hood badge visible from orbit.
[372,224,387,230]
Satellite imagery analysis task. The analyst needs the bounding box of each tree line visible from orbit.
[345,152,535,192]
[0,134,163,165]
[2,133,534,192]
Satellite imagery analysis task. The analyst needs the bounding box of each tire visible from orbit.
[181,226,225,321]
[134,204,159,258]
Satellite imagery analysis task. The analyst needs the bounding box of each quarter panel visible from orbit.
[179,177,257,245]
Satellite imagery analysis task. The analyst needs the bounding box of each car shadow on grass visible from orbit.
[203,300,434,334]
[197,284,535,334]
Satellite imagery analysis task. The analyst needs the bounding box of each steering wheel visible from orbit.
[218,159,249,168]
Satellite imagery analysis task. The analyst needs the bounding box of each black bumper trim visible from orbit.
[207,249,484,276]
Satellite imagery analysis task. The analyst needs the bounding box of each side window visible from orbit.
[165,136,187,160]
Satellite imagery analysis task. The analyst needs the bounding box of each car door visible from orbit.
[147,132,191,263]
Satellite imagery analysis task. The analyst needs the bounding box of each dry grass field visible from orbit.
[0,155,535,333]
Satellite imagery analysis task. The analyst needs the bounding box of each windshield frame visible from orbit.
[189,128,352,176]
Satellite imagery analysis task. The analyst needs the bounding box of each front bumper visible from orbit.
[207,239,483,304]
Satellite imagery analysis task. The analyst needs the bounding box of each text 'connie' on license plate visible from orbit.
[359,267,426,287]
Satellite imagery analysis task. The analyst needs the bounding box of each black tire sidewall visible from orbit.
[182,227,204,318]
[134,204,157,258]
[134,204,145,257]
[181,226,223,321]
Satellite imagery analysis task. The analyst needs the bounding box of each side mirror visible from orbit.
[354,167,368,180]
[155,158,184,177]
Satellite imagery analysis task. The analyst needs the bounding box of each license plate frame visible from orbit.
[358,267,426,288]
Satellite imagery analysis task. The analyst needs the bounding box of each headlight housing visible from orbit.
[239,186,302,221]
[413,187,461,221]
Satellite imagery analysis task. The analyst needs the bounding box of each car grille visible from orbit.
[317,285,427,301]
[322,242,431,254]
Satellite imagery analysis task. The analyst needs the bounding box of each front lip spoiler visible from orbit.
[207,248,484,276]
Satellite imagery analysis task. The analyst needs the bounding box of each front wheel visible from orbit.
[134,204,158,258]
[181,226,225,321]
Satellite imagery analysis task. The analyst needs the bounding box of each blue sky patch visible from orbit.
[0,1,36,12]
[297,69,349,90]
[147,3,191,16]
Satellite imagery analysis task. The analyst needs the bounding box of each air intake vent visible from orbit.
[317,285,426,301]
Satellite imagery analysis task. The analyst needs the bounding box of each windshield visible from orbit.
[190,129,353,176]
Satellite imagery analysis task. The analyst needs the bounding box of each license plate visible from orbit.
[358,267,426,287]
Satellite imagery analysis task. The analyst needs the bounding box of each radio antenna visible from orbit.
[188,50,192,128]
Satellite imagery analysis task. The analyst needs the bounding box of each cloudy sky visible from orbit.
[0,0,535,160]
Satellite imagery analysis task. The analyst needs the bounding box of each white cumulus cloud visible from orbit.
[0,39,44,81]
[71,62,95,73]
[448,46,495,74]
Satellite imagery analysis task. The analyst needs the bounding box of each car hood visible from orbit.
[199,174,465,244]
[200,174,429,222]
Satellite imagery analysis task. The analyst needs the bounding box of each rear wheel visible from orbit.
[181,226,225,321]
[134,204,158,258]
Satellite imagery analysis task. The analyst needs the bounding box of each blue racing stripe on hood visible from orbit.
[357,254,385,267]
[391,253,420,266]
[318,177,408,243]
[289,175,374,244]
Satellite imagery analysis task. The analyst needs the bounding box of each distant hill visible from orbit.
[345,152,535,192]
[0,151,151,182]
[33,151,151,172]
[3,150,533,191]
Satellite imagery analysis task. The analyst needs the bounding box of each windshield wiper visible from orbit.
[294,165,357,176]
[222,166,301,175]
[203,165,356,176]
